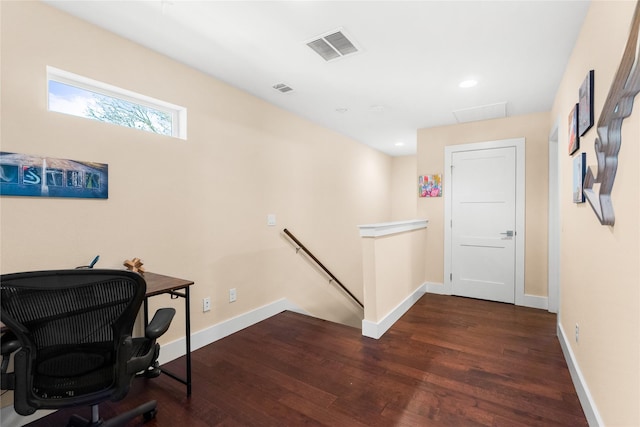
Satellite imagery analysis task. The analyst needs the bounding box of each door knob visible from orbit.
[500,230,514,237]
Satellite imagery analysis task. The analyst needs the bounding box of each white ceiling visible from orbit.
[44,0,590,156]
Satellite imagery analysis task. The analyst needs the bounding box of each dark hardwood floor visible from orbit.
[27,294,587,426]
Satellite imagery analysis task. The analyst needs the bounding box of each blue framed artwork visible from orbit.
[573,152,586,203]
[0,152,108,199]
[578,70,594,136]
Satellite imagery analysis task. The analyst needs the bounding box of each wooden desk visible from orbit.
[142,272,194,397]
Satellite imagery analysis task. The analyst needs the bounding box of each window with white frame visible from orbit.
[47,66,187,139]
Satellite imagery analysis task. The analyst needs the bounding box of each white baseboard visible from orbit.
[362,284,426,339]
[522,294,548,310]
[425,282,549,311]
[557,322,603,426]
[424,281,449,295]
[158,298,305,365]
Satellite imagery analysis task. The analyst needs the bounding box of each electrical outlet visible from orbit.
[575,323,579,343]
[229,288,237,303]
[203,297,211,312]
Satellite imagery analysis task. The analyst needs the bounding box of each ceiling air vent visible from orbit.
[273,83,293,93]
[453,102,507,124]
[307,30,359,62]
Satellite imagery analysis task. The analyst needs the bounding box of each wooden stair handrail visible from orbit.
[283,228,364,309]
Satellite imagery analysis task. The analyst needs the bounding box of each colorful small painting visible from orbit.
[0,152,108,199]
[419,174,442,198]
[568,103,579,155]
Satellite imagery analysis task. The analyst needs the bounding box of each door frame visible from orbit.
[444,137,526,305]
[548,119,560,313]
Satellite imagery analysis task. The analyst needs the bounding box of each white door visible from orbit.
[450,146,516,303]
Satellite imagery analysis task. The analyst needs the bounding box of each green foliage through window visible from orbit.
[86,92,172,136]
[47,67,185,139]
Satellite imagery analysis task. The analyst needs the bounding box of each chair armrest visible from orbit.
[145,308,175,340]
[1,338,21,357]
[1,333,20,390]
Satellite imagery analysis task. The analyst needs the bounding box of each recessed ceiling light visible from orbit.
[394,141,405,147]
[459,79,478,88]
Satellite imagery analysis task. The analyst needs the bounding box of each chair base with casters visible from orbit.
[1,339,164,427]
[0,269,176,427]
[65,400,157,427]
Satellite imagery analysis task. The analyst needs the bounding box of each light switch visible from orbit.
[267,214,276,226]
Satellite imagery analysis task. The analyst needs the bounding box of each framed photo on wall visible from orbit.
[573,152,586,203]
[0,152,108,199]
[578,70,594,136]
[568,103,579,155]
[418,174,442,197]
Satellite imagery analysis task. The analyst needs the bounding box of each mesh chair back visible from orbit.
[0,269,145,406]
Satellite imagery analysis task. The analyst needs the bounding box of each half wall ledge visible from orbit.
[358,219,428,237]
[358,219,429,339]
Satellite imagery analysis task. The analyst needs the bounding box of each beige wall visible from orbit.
[0,0,393,349]
[551,1,639,425]
[361,228,426,323]
[390,155,417,220]
[417,112,550,296]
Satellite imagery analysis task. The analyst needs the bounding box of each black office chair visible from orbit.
[0,269,175,426]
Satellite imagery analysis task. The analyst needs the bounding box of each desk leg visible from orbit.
[144,289,192,397]
[184,286,192,396]
[143,298,149,327]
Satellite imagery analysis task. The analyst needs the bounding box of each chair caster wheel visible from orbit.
[143,408,157,423]
[144,362,161,378]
